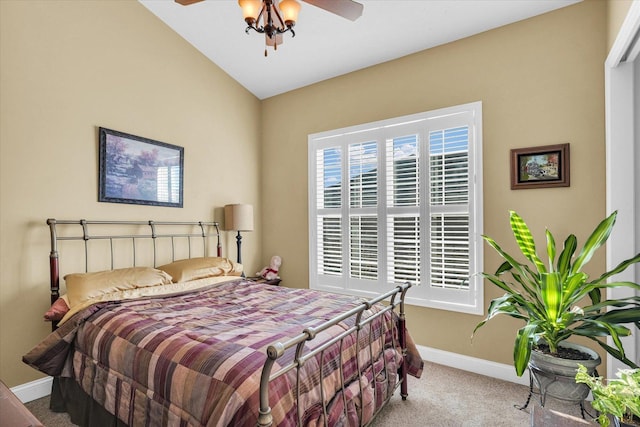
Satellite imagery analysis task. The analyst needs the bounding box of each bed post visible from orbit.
[257,343,284,427]
[47,219,60,331]
[399,283,409,400]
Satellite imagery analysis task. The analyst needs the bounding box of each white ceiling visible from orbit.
[139,0,581,100]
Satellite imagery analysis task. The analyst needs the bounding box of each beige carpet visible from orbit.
[24,362,594,426]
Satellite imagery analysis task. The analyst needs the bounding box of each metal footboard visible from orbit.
[257,282,412,427]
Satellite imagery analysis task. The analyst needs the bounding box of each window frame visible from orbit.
[308,102,483,314]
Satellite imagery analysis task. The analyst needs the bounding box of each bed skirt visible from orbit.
[51,377,127,427]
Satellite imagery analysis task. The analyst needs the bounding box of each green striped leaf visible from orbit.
[540,272,562,323]
[546,230,556,273]
[571,211,617,275]
[509,211,546,273]
[514,323,538,376]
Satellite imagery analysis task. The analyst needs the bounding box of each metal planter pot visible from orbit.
[529,342,602,403]
[615,416,640,427]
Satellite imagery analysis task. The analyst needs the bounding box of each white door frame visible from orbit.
[605,1,640,376]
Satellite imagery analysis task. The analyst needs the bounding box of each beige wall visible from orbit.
[261,0,609,370]
[607,0,634,50]
[0,0,262,386]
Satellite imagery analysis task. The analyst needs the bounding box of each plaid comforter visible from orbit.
[24,279,423,426]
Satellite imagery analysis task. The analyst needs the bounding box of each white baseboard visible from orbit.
[10,376,53,403]
[10,349,527,404]
[416,344,530,387]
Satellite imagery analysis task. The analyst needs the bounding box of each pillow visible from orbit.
[43,295,70,321]
[157,257,243,283]
[65,266,173,307]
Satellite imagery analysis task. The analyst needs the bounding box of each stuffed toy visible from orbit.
[257,255,282,280]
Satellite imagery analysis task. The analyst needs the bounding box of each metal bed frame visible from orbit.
[46,218,412,427]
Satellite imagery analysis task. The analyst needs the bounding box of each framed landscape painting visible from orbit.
[510,143,570,190]
[98,127,184,207]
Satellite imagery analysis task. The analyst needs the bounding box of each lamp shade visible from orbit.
[224,204,254,232]
[279,0,301,24]
[238,0,261,21]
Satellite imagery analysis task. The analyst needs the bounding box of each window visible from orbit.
[156,166,181,204]
[308,102,483,314]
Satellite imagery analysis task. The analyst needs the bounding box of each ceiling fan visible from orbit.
[175,0,364,56]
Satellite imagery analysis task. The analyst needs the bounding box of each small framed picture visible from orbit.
[510,143,570,190]
[98,127,184,207]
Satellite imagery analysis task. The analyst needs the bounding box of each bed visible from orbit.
[23,219,423,427]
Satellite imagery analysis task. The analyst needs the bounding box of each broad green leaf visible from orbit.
[482,236,534,287]
[514,323,538,376]
[540,272,562,323]
[592,253,640,283]
[571,211,617,275]
[561,272,588,305]
[546,230,556,273]
[556,234,577,282]
[596,307,640,324]
[590,339,639,369]
[510,211,546,273]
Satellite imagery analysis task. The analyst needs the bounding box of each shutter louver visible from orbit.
[430,127,469,205]
[387,215,420,284]
[430,214,470,289]
[350,216,378,279]
[349,142,377,208]
[318,216,342,275]
[319,147,342,209]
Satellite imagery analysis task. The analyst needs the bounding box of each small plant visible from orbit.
[575,364,640,427]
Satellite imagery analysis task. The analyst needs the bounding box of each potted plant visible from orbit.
[472,210,640,401]
[575,364,640,427]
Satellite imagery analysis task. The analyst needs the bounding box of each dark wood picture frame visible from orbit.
[510,143,570,190]
[98,127,184,207]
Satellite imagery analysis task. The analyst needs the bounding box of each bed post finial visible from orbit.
[215,223,222,257]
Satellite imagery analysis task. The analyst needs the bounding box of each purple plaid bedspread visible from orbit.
[24,280,423,426]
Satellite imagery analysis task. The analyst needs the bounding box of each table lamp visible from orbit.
[224,204,254,277]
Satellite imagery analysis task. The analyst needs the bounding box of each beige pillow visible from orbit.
[157,257,243,283]
[65,267,173,307]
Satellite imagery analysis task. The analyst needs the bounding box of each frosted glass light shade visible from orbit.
[279,0,301,24]
[224,204,254,232]
[238,0,261,21]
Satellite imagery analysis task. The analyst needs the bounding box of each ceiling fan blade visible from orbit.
[175,0,204,5]
[302,0,363,21]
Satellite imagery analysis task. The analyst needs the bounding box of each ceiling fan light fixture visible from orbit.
[239,0,297,56]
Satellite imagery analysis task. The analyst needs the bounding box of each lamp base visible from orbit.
[236,231,245,278]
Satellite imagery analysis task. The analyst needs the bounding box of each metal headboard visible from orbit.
[46,219,221,314]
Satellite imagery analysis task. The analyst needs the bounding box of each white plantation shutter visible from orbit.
[309,102,483,313]
[429,127,470,291]
[316,147,343,277]
[349,142,378,280]
[387,135,420,285]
